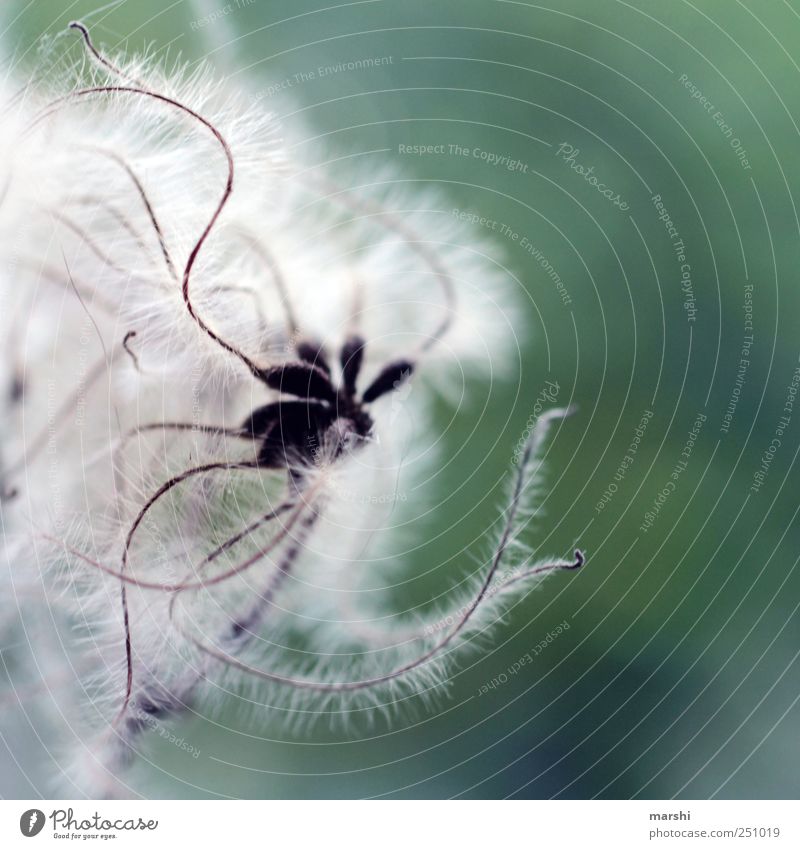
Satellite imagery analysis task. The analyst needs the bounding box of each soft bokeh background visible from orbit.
[3,0,800,799]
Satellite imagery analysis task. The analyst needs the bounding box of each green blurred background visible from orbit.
[5,0,800,799]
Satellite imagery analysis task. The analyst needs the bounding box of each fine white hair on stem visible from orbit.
[178,407,583,693]
[0,23,583,798]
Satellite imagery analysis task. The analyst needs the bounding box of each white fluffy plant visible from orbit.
[0,24,583,798]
